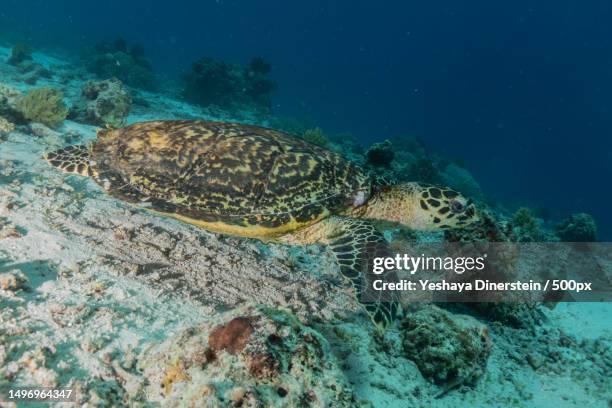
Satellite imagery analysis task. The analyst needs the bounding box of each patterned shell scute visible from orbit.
[91,121,370,229]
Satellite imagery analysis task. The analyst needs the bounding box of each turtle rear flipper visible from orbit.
[44,145,92,176]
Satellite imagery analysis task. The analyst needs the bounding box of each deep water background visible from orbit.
[1,0,611,239]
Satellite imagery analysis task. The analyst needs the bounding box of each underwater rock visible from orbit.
[401,305,491,388]
[70,78,132,128]
[556,213,597,242]
[81,39,155,90]
[182,56,276,114]
[14,87,68,128]
[138,305,358,407]
[7,43,32,66]
[366,140,395,167]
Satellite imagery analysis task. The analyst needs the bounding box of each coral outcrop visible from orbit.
[366,140,395,167]
[556,213,598,242]
[182,56,276,114]
[70,78,132,127]
[80,38,155,90]
[138,305,357,407]
[14,88,68,128]
[402,305,491,388]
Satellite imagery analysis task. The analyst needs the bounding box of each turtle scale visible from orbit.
[90,120,371,237]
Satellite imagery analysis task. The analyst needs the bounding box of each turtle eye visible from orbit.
[450,199,465,213]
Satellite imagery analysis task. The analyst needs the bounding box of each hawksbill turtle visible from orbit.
[44,120,479,328]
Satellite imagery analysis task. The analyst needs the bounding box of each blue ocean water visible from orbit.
[1,0,611,239]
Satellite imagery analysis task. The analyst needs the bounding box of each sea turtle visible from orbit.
[44,120,479,328]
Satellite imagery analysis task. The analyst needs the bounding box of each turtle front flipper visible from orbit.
[44,145,92,176]
[281,216,402,330]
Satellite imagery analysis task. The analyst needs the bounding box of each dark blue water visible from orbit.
[2,0,611,239]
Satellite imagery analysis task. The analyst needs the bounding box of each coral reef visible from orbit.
[14,88,68,128]
[182,56,276,114]
[7,43,32,65]
[138,305,358,407]
[366,140,395,167]
[402,305,491,388]
[556,213,598,242]
[80,38,155,90]
[301,126,330,147]
[70,78,132,127]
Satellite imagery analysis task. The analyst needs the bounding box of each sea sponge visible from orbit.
[301,127,329,147]
[208,317,254,355]
[15,88,68,127]
[556,213,597,242]
[70,78,132,127]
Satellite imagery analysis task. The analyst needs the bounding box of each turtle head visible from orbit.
[361,182,480,231]
[409,183,480,230]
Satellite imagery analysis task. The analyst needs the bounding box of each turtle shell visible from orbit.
[90,120,371,237]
